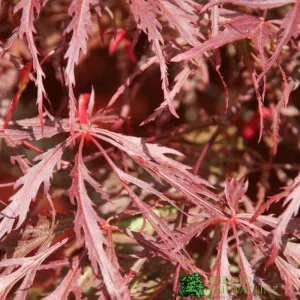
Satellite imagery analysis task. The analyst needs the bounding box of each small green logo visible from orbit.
[178,272,204,298]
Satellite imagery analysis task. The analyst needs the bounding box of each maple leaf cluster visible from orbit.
[0,0,299,299]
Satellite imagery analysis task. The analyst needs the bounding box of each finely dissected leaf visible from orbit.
[1,216,52,268]
[127,0,178,119]
[232,224,259,300]
[0,239,67,296]
[42,255,83,300]
[278,65,290,107]
[265,173,300,268]
[251,173,299,221]
[114,166,185,214]
[64,0,100,87]
[90,136,208,276]
[91,129,223,216]
[244,173,300,271]
[171,15,267,63]
[0,0,299,297]
[140,65,192,125]
[284,242,300,266]
[250,68,265,142]
[0,140,70,238]
[158,1,203,46]
[15,117,73,139]
[6,0,46,128]
[64,0,101,134]
[202,0,297,10]
[14,232,55,300]
[69,137,130,300]
[225,177,248,215]
[257,2,300,84]
[210,222,231,300]
[172,13,274,141]
[239,18,274,141]
[92,129,215,190]
[174,217,227,248]
[235,216,269,242]
[122,228,203,275]
[275,256,300,300]
[90,137,185,251]
[239,213,299,239]
[0,217,54,299]
[0,129,33,141]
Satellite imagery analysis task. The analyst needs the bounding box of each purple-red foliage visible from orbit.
[0,0,299,299]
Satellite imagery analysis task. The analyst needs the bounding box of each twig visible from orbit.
[193,128,221,175]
